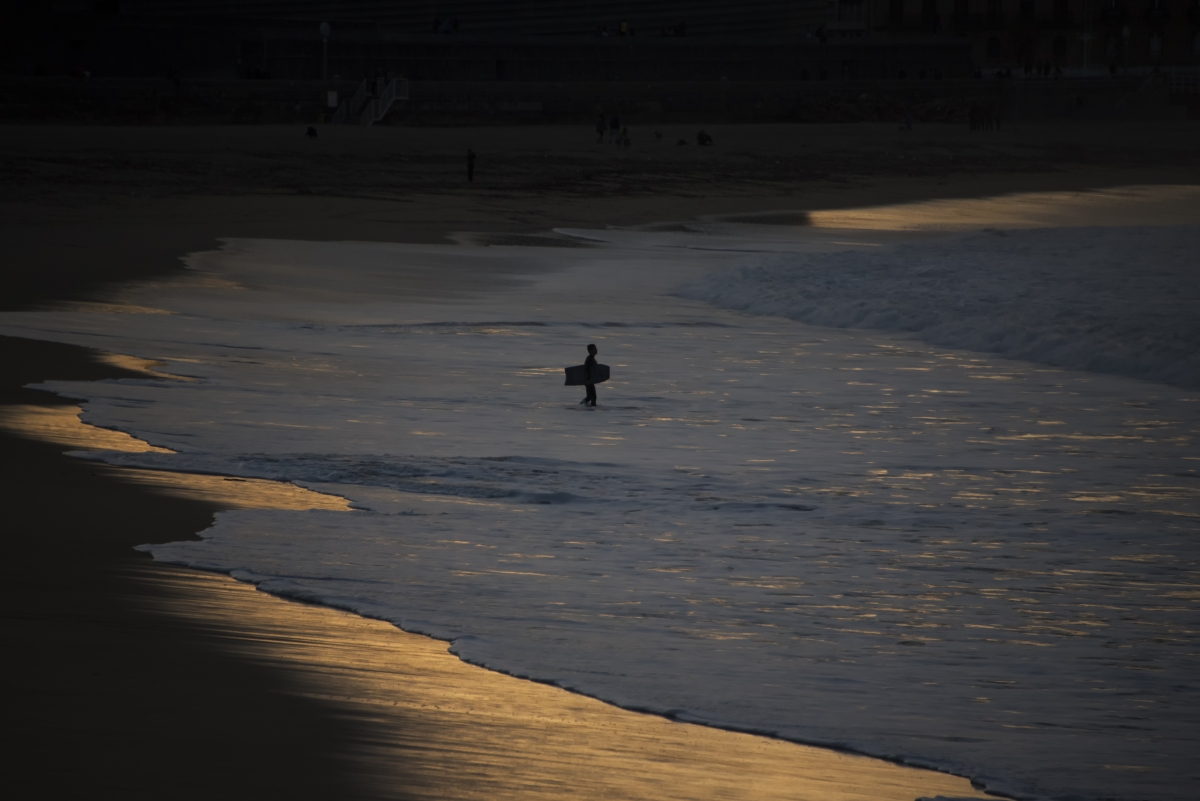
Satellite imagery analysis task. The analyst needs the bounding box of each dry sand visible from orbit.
[2,120,1196,799]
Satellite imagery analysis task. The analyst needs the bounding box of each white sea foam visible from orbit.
[2,218,1197,801]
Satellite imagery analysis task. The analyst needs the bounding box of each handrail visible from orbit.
[361,79,409,125]
[360,98,379,125]
[334,78,369,124]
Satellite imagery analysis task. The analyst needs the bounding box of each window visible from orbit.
[923,0,939,25]
[839,0,866,22]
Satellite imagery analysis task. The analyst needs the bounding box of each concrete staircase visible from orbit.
[331,77,409,124]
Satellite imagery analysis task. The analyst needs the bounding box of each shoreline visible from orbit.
[0,338,995,801]
[0,337,373,800]
[4,122,1197,798]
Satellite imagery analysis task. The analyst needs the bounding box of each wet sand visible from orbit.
[2,120,1197,799]
[0,392,989,800]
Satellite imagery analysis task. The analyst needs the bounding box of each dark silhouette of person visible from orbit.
[581,344,599,407]
[595,114,607,144]
[467,149,475,182]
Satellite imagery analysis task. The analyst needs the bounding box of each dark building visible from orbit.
[6,1,972,81]
[119,1,829,38]
[841,0,1200,71]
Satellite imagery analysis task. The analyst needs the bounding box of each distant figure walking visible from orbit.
[467,149,476,182]
[596,114,607,144]
[581,343,599,407]
[608,114,621,145]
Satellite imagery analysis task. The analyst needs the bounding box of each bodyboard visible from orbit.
[564,363,610,386]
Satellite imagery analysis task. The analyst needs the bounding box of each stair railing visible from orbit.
[361,79,409,125]
[333,78,369,124]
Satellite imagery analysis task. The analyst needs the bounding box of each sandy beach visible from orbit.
[3,120,1197,799]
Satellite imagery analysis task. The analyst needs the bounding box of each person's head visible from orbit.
[587,343,597,354]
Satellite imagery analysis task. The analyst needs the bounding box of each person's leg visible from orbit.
[586,384,597,406]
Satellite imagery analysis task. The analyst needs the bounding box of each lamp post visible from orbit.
[320,22,331,81]
[1080,0,1093,73]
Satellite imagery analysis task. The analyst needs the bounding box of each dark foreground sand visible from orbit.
[2,121,1197,799]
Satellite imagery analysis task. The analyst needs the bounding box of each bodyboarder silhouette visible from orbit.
[581,344,598,407]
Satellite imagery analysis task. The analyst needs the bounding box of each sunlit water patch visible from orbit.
[2,215,1197,801]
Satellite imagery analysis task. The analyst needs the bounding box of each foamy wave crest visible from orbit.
[677,226,1200,388]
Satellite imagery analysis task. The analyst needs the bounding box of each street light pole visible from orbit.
[320,22,331,81]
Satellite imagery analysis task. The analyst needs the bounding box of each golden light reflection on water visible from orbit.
[95,351,196,382]
[0,404,173,453]
[48,301,175,315]
[804,185,1200,230]
[2,399,991,800]
[111,467,352,511]
[0,403,348,512]
[149,566,990,801]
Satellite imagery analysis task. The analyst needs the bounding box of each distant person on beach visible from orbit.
[596,114,607,144]
[467,149,475,182]
[581,344,599,407]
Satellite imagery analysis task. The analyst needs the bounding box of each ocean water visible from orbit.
[3,215,1197,801]
[677,226,1200,388]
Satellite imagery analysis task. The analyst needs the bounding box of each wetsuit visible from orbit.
[584,353,598,406]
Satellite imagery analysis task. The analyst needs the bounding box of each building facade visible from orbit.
[830,0,1200,70]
